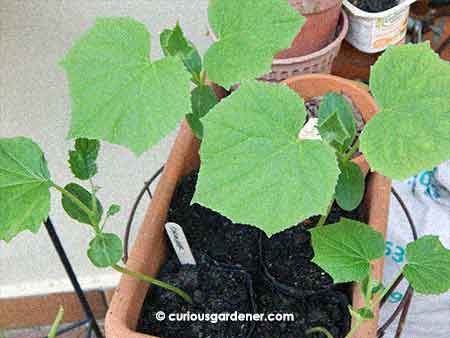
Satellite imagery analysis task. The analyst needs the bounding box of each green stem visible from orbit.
[53,183,100,233]
[306,327,335,338]
[364,272,372,306]
[89,178,98,220]
[112,264,192,304]
[376,269,403,306]
[345,317,363,338]
[48,306,64,338]
[342,139,360,162]
[316,195,335,227]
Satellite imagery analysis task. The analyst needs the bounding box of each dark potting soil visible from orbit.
[137,255,254,338]
[349,0,399,13]
[168,171,266,275]
[253,279,350,338]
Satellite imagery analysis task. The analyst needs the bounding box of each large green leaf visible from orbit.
[310,218,385,283]
[361,43,450,180]
[87,233,123,268]
[61,17,192,155]
[205,0,305,88]
[0,137,52,242]
[68,138,100,180]
[403,235,450,295]
[61,183,103,226]
[194,81,340,235]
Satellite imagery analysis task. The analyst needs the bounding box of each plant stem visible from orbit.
[89,178,98,220]
[53,183,100,233]
[112,264,193,304]
[345,318,363,338]
[48,306,64,338]
[377,270,403,306]
[306,327,335,338]
[316,195,335,227]
[342,139,360,162]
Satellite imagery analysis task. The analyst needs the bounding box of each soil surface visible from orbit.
[137,255,254,338]
[349,0,399,13]
[139,169,359,338]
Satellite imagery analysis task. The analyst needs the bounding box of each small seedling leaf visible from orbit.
[87,233,123,268]
[310,218,385,283]
[191,85,218,119]
[68,138,100,180]
[160,22,202,78]
[361,43,450,180]
[186,113,204,139]
[61,17,192,155]
[335,160,365,211]
[0,137,52,242]
[107,204,121,217]
[62,183,103,225]
[357,307,375,320]
[194,81,339,236]
[205,0,305,88]
[371,282,385,295]
[318,92,356,149]
[403,235,450,295]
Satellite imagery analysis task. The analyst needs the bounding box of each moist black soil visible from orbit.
[139,169,359,338]
[137,255,254,338]
[349,0,399,13]
[168,171,266,275]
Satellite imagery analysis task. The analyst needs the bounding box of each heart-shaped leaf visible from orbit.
[361,43,450,180]
[403,235,450,295]
[335,160,365,211]
[61,183,103,226]
[194,81,339,235]
[68,138,100,180]
[61,17,192,155]
[310,218,385,283]
[87,233,123,268]
[205,0,305,88]
[0,137,52,242]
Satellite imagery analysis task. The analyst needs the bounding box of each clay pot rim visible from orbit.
[273,9,348,65]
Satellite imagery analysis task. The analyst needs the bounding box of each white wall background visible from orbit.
[0,0,210,298]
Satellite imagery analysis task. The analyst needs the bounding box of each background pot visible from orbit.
[261,10,349,82]
[277,0,343,58]
[105,75,391,338]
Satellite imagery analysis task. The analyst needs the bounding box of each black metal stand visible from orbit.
[44,218,104,338]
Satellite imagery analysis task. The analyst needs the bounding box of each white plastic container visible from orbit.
[343,0,416,53]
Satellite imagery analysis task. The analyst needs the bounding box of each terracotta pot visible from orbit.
[105,74,391,338]
[277,0,343,58]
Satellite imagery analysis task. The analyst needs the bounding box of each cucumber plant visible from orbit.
[0,0,304,301]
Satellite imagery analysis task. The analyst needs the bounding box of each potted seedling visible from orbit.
[1,0,449,337]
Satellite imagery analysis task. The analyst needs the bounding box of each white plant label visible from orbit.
[165,222,197,265]
[298,118,322,141]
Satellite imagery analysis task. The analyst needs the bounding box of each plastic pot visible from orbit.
[343,0,416,53]
[261,10,349,82]
[277,0,343,58]
[105,75,391,338]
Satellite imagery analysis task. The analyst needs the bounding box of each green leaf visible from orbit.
[61,17,192,156]
[205,0,305,88]
[186,113,204,139]
[160,23,202,79]
[68,138,100,180]
[191,85,218,119]
[357,307,375,320]
[107,204,121,217]
[61,183,103,226]
[194,81,340,235]
[0,137,52,242]
[310,218,385,283]
[403,235,450,295]
[87,233,123,268]
[335,160,365,211]
[361,43,450,180]
[371,282,385,295]
[318,92,356,150]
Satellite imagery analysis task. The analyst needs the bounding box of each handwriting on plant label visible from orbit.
[165,222,197,266]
